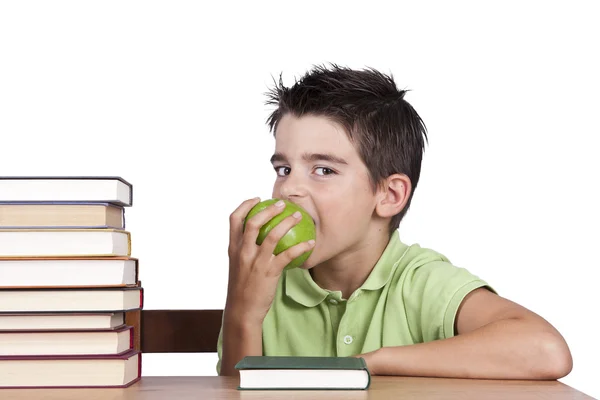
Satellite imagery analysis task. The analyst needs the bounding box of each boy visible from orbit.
[217,64,572,379]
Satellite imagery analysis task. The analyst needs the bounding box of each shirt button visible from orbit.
[343,335,353,345]
[329,299,338,305]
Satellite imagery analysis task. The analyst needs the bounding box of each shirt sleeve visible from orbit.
[402,258,495,342]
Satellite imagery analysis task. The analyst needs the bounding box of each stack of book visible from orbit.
[0,176,143,388]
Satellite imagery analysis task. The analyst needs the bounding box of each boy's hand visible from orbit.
[225,197,316,325]
[352,350,381,375]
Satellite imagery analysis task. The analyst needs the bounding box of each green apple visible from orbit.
[244,199,316,270]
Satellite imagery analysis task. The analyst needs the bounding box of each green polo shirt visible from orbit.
[216,231,492,374]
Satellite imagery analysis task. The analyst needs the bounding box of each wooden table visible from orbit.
[1,376,593,399]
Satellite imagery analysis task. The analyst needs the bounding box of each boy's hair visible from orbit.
[265,64,428,233]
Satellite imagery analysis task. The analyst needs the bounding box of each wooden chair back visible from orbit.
[126,309,223,353]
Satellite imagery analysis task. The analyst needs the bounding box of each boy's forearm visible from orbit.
[364,317,572,380]
[219,313,263,376]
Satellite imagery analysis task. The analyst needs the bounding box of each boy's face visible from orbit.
[271,114,384,269]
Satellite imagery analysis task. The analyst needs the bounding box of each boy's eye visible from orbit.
[275,166,291,176]
[315,167,335,176]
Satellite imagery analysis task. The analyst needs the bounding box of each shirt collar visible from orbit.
[285,231,409,307]
[285,267,329,307]
[360,230,409,290]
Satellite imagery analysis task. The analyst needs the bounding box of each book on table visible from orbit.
[0,350,141,388]
[235,356,371,390]
[0,176,133,206]
[0,175,143,388]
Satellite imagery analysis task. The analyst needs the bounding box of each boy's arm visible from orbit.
[218,309,263,376]
[218,198,315,376]
[359,288,573,380]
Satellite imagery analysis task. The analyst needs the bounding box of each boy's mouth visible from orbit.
[303,211,317,228]
[306,213,317,226]
[286,200,316,226]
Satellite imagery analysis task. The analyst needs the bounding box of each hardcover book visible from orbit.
[0,349,141,388]
[0,325,133,356]
[0,312,125,331]
[0,176,133,206]
[235,356,371,390]
[0,257,138,288]
[0,202,125,229]
[0,228,131,257]
[0,286,143,313]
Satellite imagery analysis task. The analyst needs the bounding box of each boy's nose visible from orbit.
[278,173,308,200]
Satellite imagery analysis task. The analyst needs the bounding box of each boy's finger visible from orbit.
[241,199,287,249]
[256,211,302,257]
[273,239,316,271]
[229,197,261,244]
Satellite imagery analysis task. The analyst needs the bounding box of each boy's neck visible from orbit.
[309,228,392,300]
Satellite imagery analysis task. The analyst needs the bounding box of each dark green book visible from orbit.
[235,356,371,390]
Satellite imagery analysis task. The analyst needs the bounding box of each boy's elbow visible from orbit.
[533,333,573,379]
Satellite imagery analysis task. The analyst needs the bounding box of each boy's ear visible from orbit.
[375,174,412,219]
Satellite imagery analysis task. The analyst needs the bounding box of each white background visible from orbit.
[1,1,598,397]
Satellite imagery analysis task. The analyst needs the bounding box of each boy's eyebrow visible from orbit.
[303,152,348,165]
[270,152,348,165]
[270,153,287,164]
